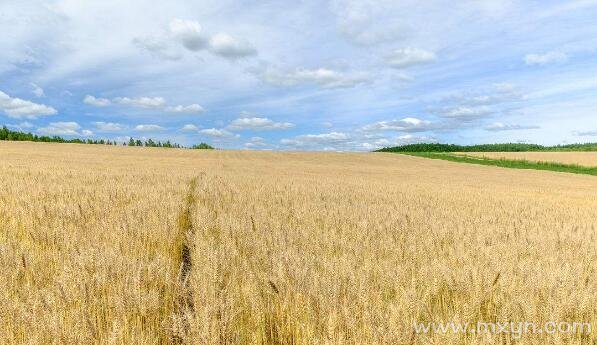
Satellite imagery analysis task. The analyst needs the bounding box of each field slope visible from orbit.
[1,141,597,344]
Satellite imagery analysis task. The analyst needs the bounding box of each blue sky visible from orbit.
[2,0,597,151]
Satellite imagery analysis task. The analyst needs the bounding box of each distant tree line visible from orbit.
[126,137,182,148]
[1,126,214,149]
[376,142,597,152]
[192,143,214,149]
[1,126,100,144]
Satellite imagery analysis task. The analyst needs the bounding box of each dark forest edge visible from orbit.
[375,142,597,152]
[0,126,214,149]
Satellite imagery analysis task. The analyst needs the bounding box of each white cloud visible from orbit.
[281,132,351,147]
[114,96,166,108]
[436,106,493,120]
[30,83,45,97]
[87,95,167,109]
[524,51,568,65]
[281,129,438,152]
[135,18,257,61]
[165,104,205,113]
[244,136,267,149]
[208,33,257,59]
[170,18,209,51]
[299,132,350,142]
[81,129,94,136]
[386,48,437,68]
[37,121,88,136]
[259,67,369,89]
[84,95,111,107]
[450,86,525,106]
[362,134,435,150]
[133,36,183,61]
[85,95,202,113]
[0,90,57,119]
[135,124,165,132]
[485,122,540,131]
[361,117,436,132]
[436,84,526,122]
[94,122,127,132]
[228,116,294,131]
[180,124,200,132]
[361,138,391,150]
[199,128,238,138]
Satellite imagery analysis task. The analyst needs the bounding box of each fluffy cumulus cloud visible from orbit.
[84,95,111,107]
[165,104,205,113]
[135,18,256,61]
[180,124,200,132]
[485,122,540,131]
[361,139,391,151]
[385,48,437,68]
[524,51,568,66]
[169,18,208,52]
[278,131,428,151]
[244,136,267,149]
[135,124,165,132]
[0,91,57,119]
[94,122,127,132]
[361,134,436,150]
[228,116,294,131]
[114,97,166,108]
[199,128,238,138]
[84,95,204,114]
[361,117,437,132]
[258,67,370,89]
[37,122,92,136]
[281,132,351,149]
[209,33,257,59]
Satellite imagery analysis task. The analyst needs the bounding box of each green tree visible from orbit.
[192,142,214,150]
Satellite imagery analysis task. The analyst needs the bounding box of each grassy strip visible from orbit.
[375,142,597,152]
[396,152,597,176]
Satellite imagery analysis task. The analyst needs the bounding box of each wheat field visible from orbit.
[1,141,597,344]
[454,151,597,167]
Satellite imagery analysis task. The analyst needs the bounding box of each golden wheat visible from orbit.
[1,141,597,344]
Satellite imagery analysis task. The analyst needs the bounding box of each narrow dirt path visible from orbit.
[172,177,198,343]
